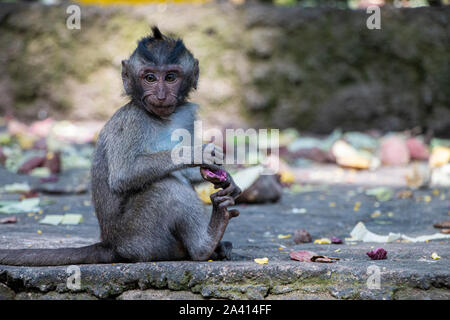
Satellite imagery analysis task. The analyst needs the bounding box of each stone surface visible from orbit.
[0,166,449,300]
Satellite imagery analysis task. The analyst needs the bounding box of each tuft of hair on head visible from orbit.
[151,26,163,40]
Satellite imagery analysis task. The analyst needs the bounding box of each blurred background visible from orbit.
[0,0,449,190]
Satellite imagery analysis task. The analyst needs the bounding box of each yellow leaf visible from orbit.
[431,252,440,260]
[371,211,381,218]
[314,238,331,244]
[280,171,295,185]
[277,234,291,239]
[254,257,269,265]
[429,146,450,168]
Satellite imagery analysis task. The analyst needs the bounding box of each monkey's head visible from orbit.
[122,27,199,118]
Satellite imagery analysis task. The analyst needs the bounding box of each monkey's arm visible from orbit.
[181,167,204,185]
[107,149,192,194]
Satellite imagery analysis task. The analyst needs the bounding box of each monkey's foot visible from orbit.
[210,193,240,220]
[210,241,233,260]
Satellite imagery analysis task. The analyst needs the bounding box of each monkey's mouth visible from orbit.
[143,96,176,117]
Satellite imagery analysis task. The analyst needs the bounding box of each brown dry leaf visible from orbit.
[311,255,340,263]
[434,220,450,229]
[396,190,412,199]
[0,216,17,224]
[290,250,317,262]
[440,229,450,234]
[290,251,340,263]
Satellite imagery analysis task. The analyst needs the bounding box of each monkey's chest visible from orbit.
[146,117,194,153]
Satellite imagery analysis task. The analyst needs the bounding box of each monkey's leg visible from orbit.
[186,193,239,261]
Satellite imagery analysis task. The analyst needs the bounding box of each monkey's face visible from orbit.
[139,65,184,118]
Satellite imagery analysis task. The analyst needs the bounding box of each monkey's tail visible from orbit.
[0,242,119,266]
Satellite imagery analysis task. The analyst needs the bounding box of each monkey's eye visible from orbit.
[165,73,177,82]
[145,74,157,83]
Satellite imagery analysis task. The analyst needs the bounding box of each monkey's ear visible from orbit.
[121,60,132,94]
[193,59,199,90]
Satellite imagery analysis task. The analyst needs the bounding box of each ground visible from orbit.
[0,166,449,300]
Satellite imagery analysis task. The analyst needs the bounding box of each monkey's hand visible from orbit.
[200,167,241,200]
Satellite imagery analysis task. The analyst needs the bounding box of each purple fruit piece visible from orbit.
[330,237,343,244]
[204,168,227,182]
[366,248,387,260]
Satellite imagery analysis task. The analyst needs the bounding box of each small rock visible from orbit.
[293,229,312,244]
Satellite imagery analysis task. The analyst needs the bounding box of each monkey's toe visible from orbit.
[229,209,240,218]
[212,195,235,208]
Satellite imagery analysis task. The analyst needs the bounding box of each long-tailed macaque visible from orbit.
[0,27,241,266]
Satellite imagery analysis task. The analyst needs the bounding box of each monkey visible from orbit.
[0,27,241,266]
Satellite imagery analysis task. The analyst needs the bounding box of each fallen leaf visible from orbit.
[254,257,269,265]
[3,183,31,193]
[311,255,340,263]
[290,250,339,263]
[0,198,40,214]
[366,248,387,260]
[290,250,316,262]
[17,156,46,174]
[429,146,450,168]
[279,170,295,185]
[380,136,410,166]
[0,216,17,224]
[433,220,450,229]
[314,238,331,244]
[61,214,83,225]
[331,140,371,169]
[39,215,64,226]
[397,190,412,199]
[371,211,382,218]
[330,237,343,244]
[431,252,440,260]
[277,234,291,239]
[366,187,393,202]
[406,137,429,160]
